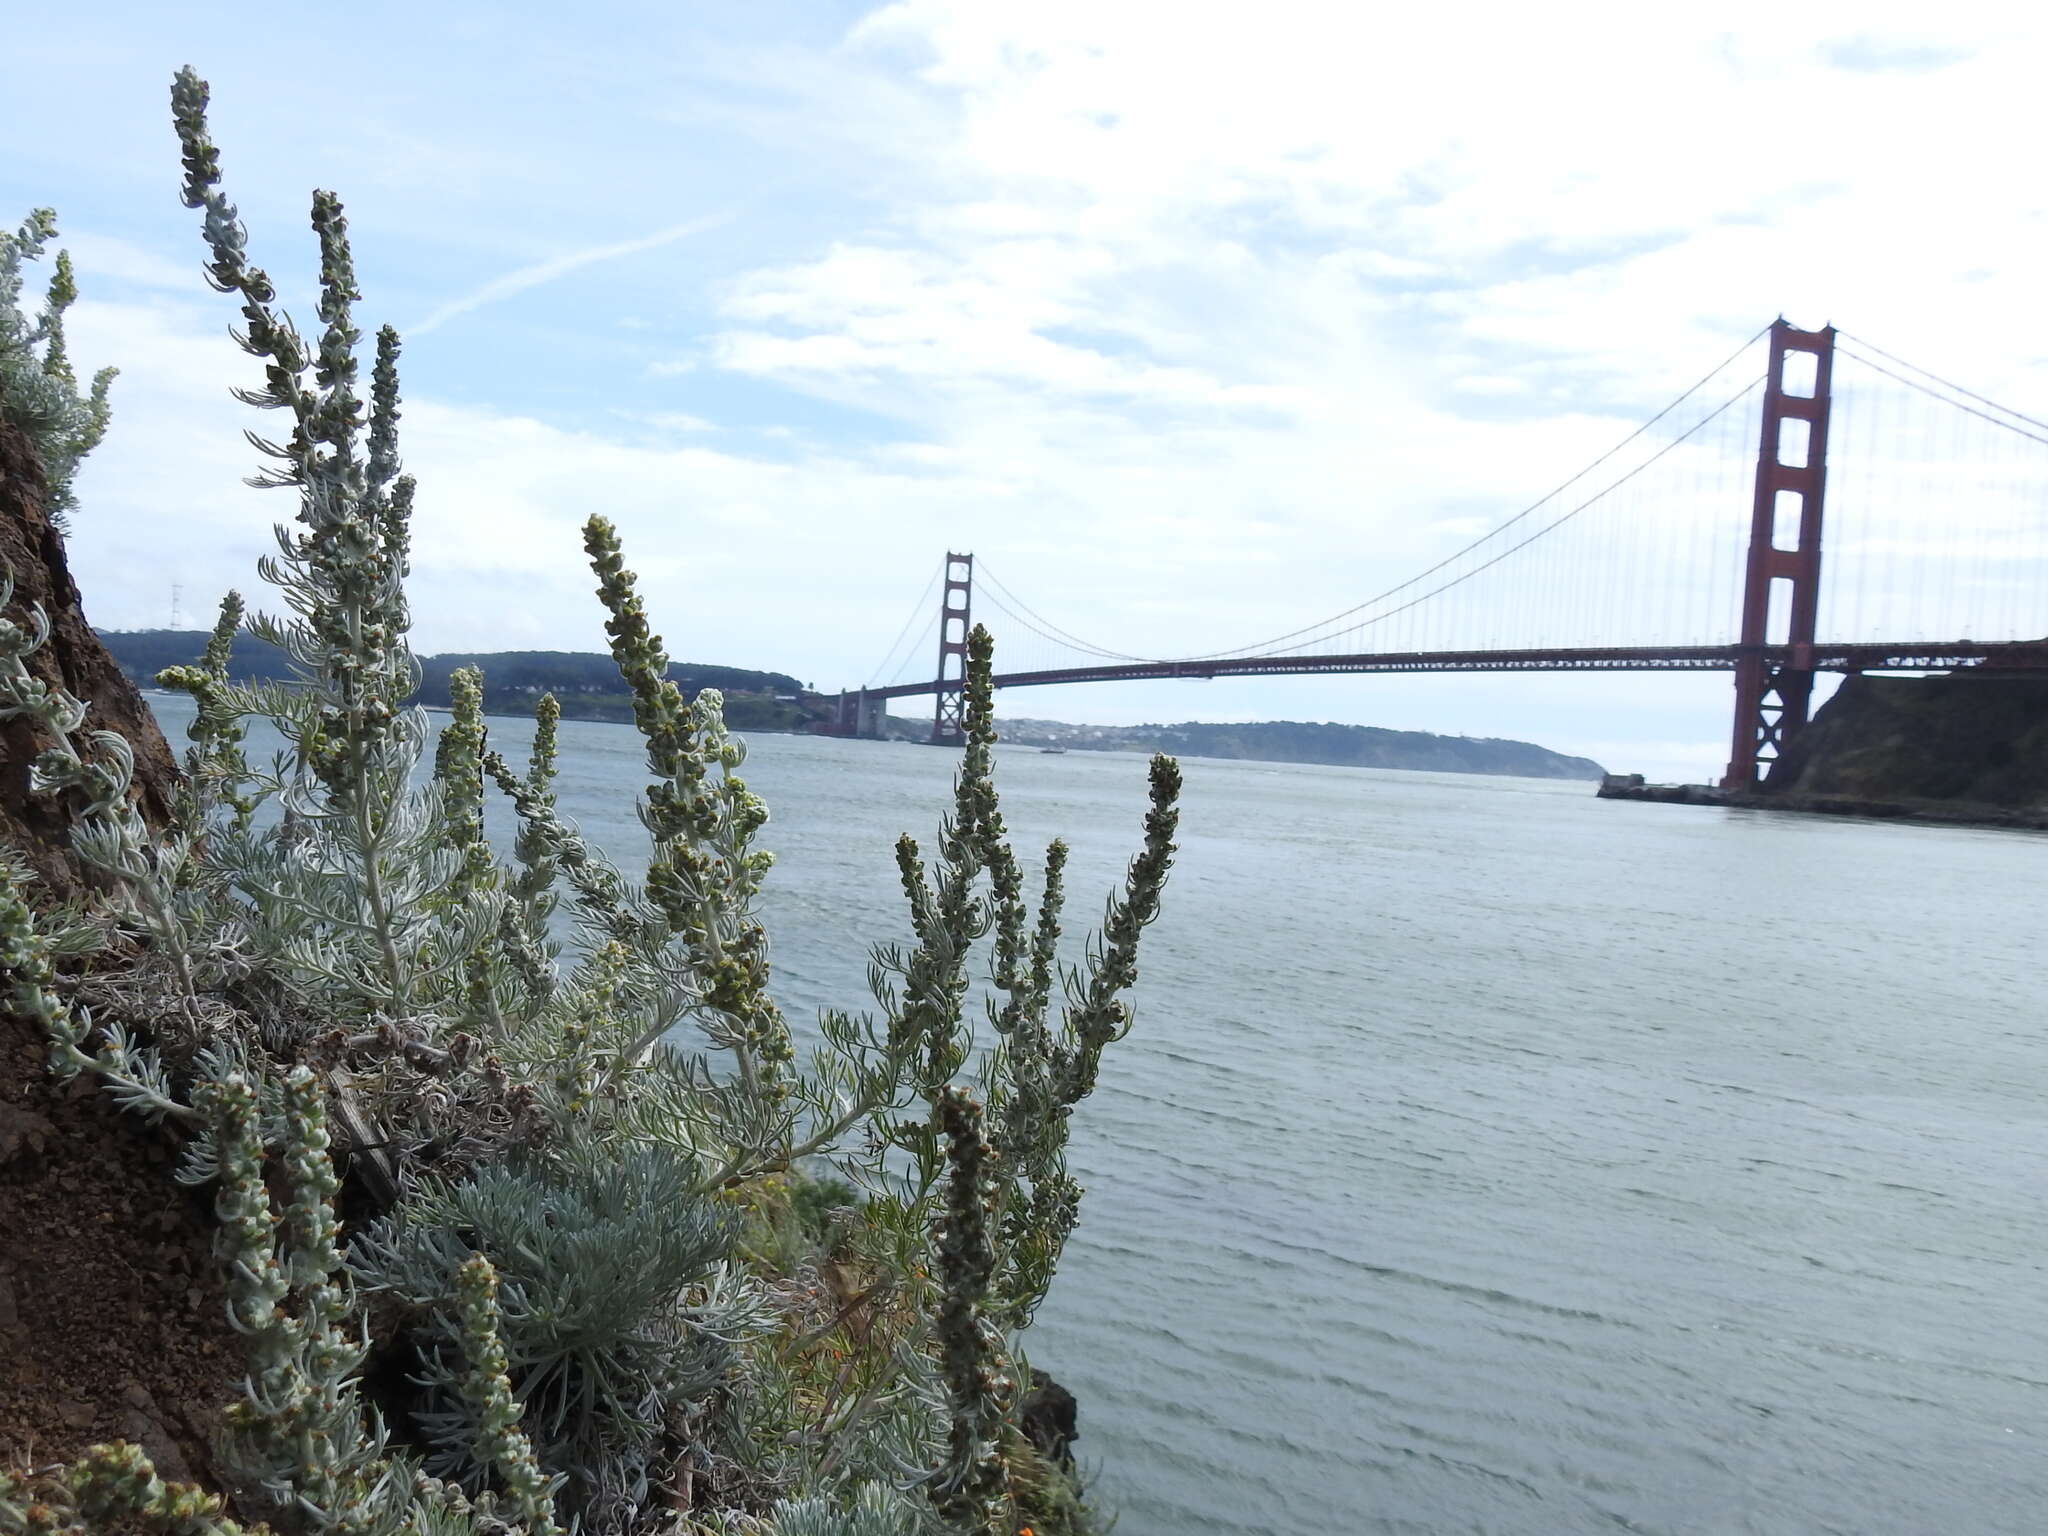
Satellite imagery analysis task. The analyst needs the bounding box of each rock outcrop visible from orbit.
[0,420,236,1472]
[1020,1368,1080,1472]
[0,421,180,904]
[1764,671,2048,810]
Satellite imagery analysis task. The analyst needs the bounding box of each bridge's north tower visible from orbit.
[1723,319,1835,790]
[930,552,974,746]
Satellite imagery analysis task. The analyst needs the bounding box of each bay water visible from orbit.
[145,693,2048,1534]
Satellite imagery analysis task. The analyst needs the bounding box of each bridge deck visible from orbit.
[857,641,2048,702]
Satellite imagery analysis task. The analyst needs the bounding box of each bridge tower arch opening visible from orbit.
[1723,319,1835,790]
[931,552,974,746]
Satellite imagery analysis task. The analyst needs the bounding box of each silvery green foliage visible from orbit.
[718,1483,935,1536]
[160,68,545,1184]
[198,1067,562,1536]
[158,590,265,836]
[157,77,772,1528]
[449,1255,566,1536]
[433,666,494,906]
[203,1071,390,1528]
[351,1143,751,1517]
[926,1091,1007,1527]
[488,690,563,1009]
[0,66,1182,1536]
[0,569,234,1123]
[0,1441,258,1536]
[791,628,1178,1528]
[0,208,115,531]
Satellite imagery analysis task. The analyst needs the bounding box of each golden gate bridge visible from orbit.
[828,322,2048,788]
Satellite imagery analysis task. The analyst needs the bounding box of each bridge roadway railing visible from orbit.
[854,640,2048,702]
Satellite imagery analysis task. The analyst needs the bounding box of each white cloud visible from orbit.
[52,231,198,292]
[619,410,718,434]
[38,1,2048,784]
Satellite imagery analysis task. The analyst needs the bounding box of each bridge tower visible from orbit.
[930,552,974,746]
[1722,319,1835,790]
[832,688,889,739]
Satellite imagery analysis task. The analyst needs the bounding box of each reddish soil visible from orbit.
[0,420,181,905]
[0,419,238,1485]
[0,1000,241,1481]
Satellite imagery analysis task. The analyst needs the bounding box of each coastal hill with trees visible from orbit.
[98,629,820,731]
[987,715,1606,779]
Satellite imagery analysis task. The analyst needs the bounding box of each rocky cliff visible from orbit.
[1763,671,2048,811]
[0,424,241,1479]
[0,422,181,904]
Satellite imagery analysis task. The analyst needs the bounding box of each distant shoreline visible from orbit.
[143,689,1604,780]
[117,633,1602,779]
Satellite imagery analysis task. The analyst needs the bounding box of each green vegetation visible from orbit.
[99,631,822,732]
[0,68,1182,1536]
[0,209,116,531]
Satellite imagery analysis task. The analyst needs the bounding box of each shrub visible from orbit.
[0,66,1181,1536]
[0,208,116,531]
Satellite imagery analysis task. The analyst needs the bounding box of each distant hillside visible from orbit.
[101,629,300,685]
[98,630,823,731]
[415,650,805,708]
[991,715,1605,780]
[104,630,1603,774]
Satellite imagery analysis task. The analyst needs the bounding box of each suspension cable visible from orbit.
[974,582,1129,661]
[959,322,1773,665]
[865,561,942,686]
[975,564,1149,661]
[1836,345,2048,451]
[1177,323,1775,661]
[1837,330,2048,437]
[1261,374,1767,655]
[885,609,942,685]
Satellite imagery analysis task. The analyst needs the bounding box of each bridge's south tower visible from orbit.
[1723,319,1835,789]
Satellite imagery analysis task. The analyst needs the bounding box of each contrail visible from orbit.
[409,212,732,336]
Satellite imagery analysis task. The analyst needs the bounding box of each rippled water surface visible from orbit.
[151,696,2048,1533]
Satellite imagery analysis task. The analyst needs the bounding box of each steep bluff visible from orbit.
[1764,671,2048,810]
[0,422,181,903]
[0,427,242,1479]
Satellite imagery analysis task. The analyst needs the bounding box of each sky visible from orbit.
[6,1,2047,781]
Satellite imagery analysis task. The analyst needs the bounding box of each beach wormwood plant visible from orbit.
[0,206,116,531]
[0,67,1181,1536]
